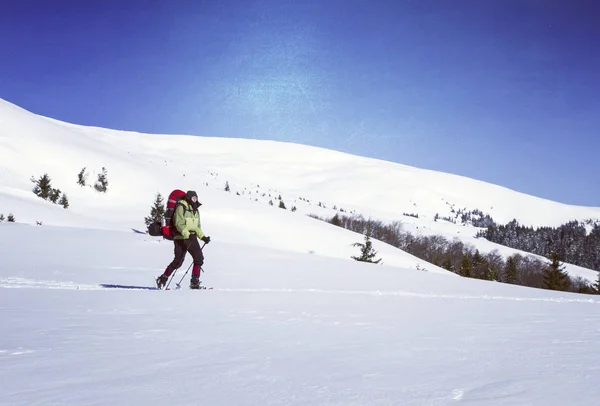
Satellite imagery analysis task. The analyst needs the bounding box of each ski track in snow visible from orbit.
[2,277,600,305]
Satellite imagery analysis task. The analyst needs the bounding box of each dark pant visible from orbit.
[165,234,204,277]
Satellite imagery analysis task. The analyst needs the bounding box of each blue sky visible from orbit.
[1,0,599,206]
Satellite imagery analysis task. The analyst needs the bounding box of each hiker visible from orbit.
[155,190,211,289]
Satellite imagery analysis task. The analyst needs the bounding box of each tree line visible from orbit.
[323,213,598,294]
[476,219,600,272]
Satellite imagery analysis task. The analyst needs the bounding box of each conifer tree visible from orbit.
[225,181,230,192]
[144,193,165,226]
[351,225,382,264]
[58,193,69,209]
[7,213,15,222]
[504,256,518,284]
[49,188,61,204]
[34,174,53,199]
[543,251,571,291]
[594,271,600,294]
[0,213,4,222]
[77,167,87,186]
[441,257,454,272]
[330,213,342,227]
[278,200,286,209]
[459,253,473,277]
[94,167,108,193]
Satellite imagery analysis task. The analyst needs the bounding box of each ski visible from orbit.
[100,283,159,290]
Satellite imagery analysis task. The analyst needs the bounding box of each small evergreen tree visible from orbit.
[291,206,297,212]
[77,167,87,186]
[351,225,382,264]
[58,193,69,209]
[49,188,61,204]
[278,200,286,209]
[94,167,108,193]
[459,253,473,277]
[7,213,15,222]
[485,267,497,281]
[543,251,571,291]
[0,213,4,222]
[504,256,518,284]
[144,193,165,226]
[593,271,600,294]
[225,181,230,192]
[268,200,273,206]
[441,257,454,272]
[34,174,53,199]
[330,213,342,227]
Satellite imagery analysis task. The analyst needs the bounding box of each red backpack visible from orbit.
[162,189,186,240]
[147,189,186,240]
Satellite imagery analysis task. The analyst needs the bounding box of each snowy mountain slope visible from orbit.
[2,224,600,406]
[1,97,599,281]
[2,97,599,231]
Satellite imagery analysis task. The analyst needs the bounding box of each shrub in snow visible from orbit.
[77,167,87,186]
[94,167,108,193]
[59,193,69,209]
[7,213,15,222]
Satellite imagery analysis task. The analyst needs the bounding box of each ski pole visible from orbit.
[175,242,206,289]
[165,261,194,290]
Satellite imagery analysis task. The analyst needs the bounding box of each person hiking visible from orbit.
[155,190,210,289]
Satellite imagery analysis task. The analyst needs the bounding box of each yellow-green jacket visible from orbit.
[174,200,205,240]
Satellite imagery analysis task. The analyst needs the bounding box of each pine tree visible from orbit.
[7,213,15,222]
[485,267,497,281]
[543,251,571,291]
[49,188,61,204]
[593,271,600,294]
[459,253,473,277]
[351,225,382,264]
[441,257,454,272]
[94,167,108,193]
[504,256,518,284]
[144,193,165,227]
[278,200,286,209]
[77,167,87,186]
[330,213,342,227]
[58,193,69,209]
[291,206,297,212]
[472,249,486,278]
[34,174,53,199]
[225,181,230,192]
[0,213,4,222]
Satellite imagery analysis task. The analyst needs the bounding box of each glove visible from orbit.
[182,230,190,239]
[201,236,211,244]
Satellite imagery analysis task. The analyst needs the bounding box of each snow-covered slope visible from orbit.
[2,98,600,405]
[1,97,598,281]
[2,224,600,406]
[1,97,599,231]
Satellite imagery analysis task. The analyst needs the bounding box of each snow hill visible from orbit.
[2,98,600,405]
[0,97,599,281]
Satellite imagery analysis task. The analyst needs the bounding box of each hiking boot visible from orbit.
[156,274,169,289]
[190,276,200,290]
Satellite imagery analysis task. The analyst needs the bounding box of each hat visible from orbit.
[186,190,201,207]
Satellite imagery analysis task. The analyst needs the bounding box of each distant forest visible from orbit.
[476,220,600,273]
[318,213,600,294]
